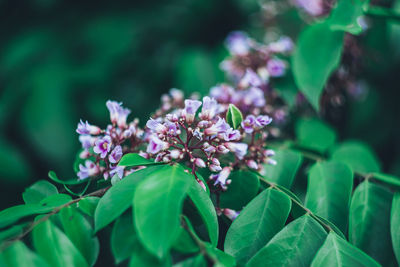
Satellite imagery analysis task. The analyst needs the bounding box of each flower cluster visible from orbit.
[76,101,143,180]
[142,97,274,190]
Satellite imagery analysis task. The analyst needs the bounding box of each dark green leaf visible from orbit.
[328,0,364,35]
[111,213,138,264]
[220,170,260,210]
[171,225,199,254]
[295,118,337,153]
[330,141,381,174]
[173,255,207,267]
[226,104,243,129]
[305,161,353,232]
[224,188,291,265]
[133,164,192,258]
[349,180,395,265]
[247,214,327,267]
[187,179,219,246]
[0,224,25,242]
[263,149,303,189]
[292,23,344,110]
[78,196,100,217]
[59,206,99,266]
[22,180,58,204]
[205,243,236,267]
[391,193,400,265]
[311,232,381,267]
[118,153,162,167]
[372,172,400,189]
[94,166,160,232]
[0,241,50,267]
[33,220,88,267]
[313,215,346,239]
[48,171,87,185]
[128,242,171,267]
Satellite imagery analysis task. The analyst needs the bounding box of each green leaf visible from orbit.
[330,141,381,174]
[94,166,160,232]
[111,213,138,264]
[22,180,58,204]
[59,206,99,266]
[372,172,400,189]
[128,242,171,267]
[247,214,327,267]
[292,22,344,110]
[173,255,207,267]
[0,241,50,267]
[78,196,100,217]
[349,180,395,265]
[118,153,162,167]
[328,0,364,35]
[171,225,199,254]
[133,164,192,258]
[0,194,71,229]
[313,215,346,239]
[305,161,353,233]
[48,171,87,185]
[226,104,243,129]
[205,244,236,267]
[0,224,25,242]
[33,220,88,267]
[391,193,400,265]
[220,170,260,210]
[295,118,337,153]
[224,188,291,265]
[263,149,303,189]
[311,233,381,267]
[187,178,219,246]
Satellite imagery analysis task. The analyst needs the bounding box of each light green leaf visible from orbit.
[118,153,162,167]
[372,172,400,189]
[205,243,236,267]
[349,180,395,265]
[295,118,337,153]
[247,215,327,267]
[292,22,344,110]
[111,213,138,264]
[264,149,303,189]
[305,161,353,232]
[220,170,260,210]
[78,196,100,217]
[94,166,160,232]
[328,0,364,35]
[187,178,219,246]
[33,220,88,267]
[224,188,291,265]
[311,233,381,267]
[133,164,192,258]
[391,193,400,265]
[59,206,99,266]
[173,254,207,267]
[331,141,381,174]
[226,104,243,129]
[0,241,50,267]
[22,180,58,204]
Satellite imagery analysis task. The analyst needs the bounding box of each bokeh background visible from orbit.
[1,0,400,226]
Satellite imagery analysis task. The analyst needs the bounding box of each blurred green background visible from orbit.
[1,0,400,215]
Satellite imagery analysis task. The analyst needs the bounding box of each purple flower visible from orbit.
[164,121,179,136]
[247,160,259,170]
[294,0,324,16]
[210,84,235,103]
[169,88,184,103]
[194,158,206,168]
[77,160,99,180]
[267,59,286,77]
[204,118,231,136]
[146,118,167,134]
[110,165,125,179]
[241,115,257,133]
[182,99,202,123]
[242,87,265,107]
[109,145,123,164]
[106,100,131,128]
[225,142,248,159]
[225,31,250,56]
[200,97,219,120]
[223,128,241,141]
[93,135,112,158]
[223,208,240,220]
[239,69,263,88]
[79,135,96,150]
[255,115,272,128]
[268,36,293,54]
[146,135,169,154]
[211,167,231,190]
[76,120,101,135]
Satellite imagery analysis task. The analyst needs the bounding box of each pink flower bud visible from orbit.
[194,158,206,168]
